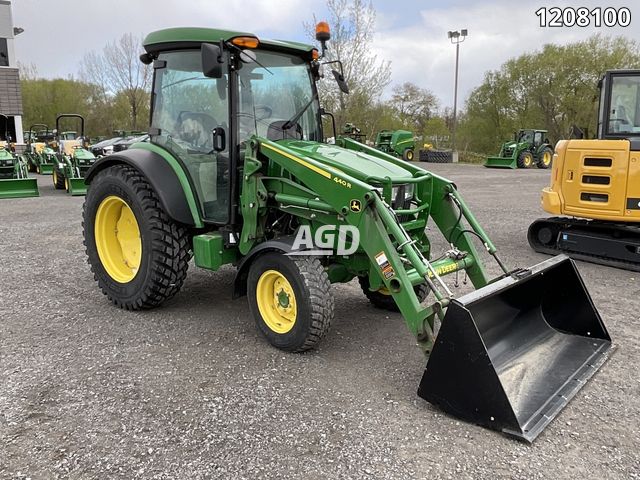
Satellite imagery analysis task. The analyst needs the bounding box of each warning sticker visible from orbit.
[375,251,395,279]
[375,252,389,267]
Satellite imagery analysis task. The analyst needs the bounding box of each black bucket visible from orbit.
[418,255,612,442]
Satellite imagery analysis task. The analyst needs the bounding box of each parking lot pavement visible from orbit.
[1,166,638,479]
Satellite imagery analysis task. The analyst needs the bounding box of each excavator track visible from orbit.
[528,217,640,272]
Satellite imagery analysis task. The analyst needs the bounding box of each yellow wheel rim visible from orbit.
[256,270,297,334]
[53,170,58,186]
[94,195,142,283]
[407,150,414,160]
[64,178,69,192]
[524,153,533,167]
[542,151,552,166]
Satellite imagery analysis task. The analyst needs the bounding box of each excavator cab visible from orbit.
[529,69,640,270]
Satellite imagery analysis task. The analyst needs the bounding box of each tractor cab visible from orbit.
[141,27,346,224]
[516,129,548,147]
[598,69,640,138]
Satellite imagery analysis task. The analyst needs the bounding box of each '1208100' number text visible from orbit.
[535,7,631,27]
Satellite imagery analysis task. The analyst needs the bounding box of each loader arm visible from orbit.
[246,137,500,352]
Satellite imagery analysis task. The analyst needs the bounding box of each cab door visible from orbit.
[150,49,231,224]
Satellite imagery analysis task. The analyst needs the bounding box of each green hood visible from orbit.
[74,148,95,160]
[279,140,413,184]
[0,148,13,160]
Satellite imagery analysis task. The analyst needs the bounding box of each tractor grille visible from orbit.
[503,147,514,158]
[78,165,93,178]
[391,185,414,223]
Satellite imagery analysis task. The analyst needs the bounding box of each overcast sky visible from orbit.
[11,0,639,110]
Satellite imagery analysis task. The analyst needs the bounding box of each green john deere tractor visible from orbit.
[375,129,415,161]
[52,114,96,195]
[82,26,612,442]
[25,123,56,174]
[484,129,554,169]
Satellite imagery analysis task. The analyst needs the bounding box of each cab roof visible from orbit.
[143,27,315,55]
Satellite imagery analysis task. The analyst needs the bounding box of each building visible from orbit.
[0,0,23,146]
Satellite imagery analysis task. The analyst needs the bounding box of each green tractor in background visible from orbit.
[484,129,553,169]
[374,129,416,161]
[342,122,366,143]
[0,115,39,199]
[52,114,96,195]
[81,25,612,442]
[24,123,57,174]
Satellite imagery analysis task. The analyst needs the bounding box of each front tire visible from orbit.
[247,253,333,352]
[517,151,534,169]
[83,164,191,310]
[52,169,65,189]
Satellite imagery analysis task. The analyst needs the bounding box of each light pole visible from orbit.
[447,29,468,152]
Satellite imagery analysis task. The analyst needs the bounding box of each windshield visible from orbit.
[237,50,321,144]
[607,75,640,135]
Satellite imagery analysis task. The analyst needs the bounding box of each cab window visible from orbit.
[608,75,640,134]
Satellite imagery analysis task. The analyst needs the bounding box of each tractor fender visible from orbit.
[84,148,197,226]
[233,237,297,299]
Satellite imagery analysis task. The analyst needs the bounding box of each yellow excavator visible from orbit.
[529,69,640,271]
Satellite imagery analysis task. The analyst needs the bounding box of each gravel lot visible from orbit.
[1,163,638,479]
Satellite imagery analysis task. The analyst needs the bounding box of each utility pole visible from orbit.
[447,29,468,152]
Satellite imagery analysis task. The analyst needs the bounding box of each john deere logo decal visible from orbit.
[349,199,362,212]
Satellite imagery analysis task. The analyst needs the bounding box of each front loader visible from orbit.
[0,115,39,199]
[52,114,96,195]
[82,25,611,442]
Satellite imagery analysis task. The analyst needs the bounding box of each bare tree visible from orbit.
[390,82,439,133]
[80,33,151,130]
[17,61,39,81]
[306,0,391,132]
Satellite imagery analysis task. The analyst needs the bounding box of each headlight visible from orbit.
[392,184,414,202]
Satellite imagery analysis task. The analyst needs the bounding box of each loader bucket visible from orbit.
[0,178,39,199]
[67,178,87,196]
[484,156,517,168]
[418,254,611,442]
[38,164,54,175]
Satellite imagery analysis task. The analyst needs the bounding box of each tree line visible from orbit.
[18,0,640,155]
[20,33,150,139]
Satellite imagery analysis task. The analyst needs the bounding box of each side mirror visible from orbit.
[201,43,224,79]
[332,69,349,94]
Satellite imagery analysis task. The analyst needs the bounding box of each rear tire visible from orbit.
[83,164,191,310]
[358,276,429,312]
[517,151,534,169]
[536,147,553,169]
[247,253,333,352]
